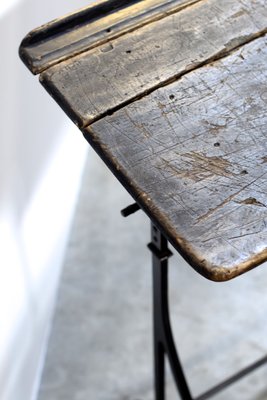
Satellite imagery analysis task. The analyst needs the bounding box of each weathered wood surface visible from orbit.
[20,0,267,281]
[84,35,267,281]
[20,0,199,74]
[39,0,267,128]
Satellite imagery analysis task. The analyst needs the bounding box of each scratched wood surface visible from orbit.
[39,0,267,127]
[20,0,267,281]
[20,0,199,74]
[84,35,267,281]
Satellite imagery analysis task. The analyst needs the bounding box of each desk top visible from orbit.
[20,0,267,281]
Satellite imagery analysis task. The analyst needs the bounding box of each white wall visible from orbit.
[0,1,93,399]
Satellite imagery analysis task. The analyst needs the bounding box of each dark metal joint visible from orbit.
[148,242,173,261]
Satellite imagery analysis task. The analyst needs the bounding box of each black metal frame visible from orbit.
[148,223,193,400]
[121,203,267,400]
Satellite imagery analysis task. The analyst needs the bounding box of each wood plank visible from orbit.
[40,0,267,128]
[84,35,267,281]
[20,0,199,74]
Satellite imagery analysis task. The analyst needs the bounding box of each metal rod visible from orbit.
[121,202,140,217]
[196,354,267,400]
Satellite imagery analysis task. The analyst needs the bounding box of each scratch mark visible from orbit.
[183,152,235,178]
[196,171,267,223]
[202,120,228,134]
[228,229,263,240]
[196,190,244,224]
[157,152,236,182]
[235,197,266,207]
[124,109,151,139]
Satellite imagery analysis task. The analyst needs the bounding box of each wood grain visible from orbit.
[84,35,267,281]
[40,0,267,128]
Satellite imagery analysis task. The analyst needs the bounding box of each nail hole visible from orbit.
[126,50,132,54]
[106,28,111,33]
[169,94,175,100]
[241,170,248,175]
[214,142,220,147]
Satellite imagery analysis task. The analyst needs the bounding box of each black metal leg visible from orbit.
[152,243,167,400]
[154,341,165,400]
[121,203,267,400]
[148,221,267,400]
[149,223,193,400]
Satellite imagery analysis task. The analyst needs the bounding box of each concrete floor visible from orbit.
[38,148,267,400]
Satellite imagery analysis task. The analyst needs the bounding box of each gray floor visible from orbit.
[38,149,267,400]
